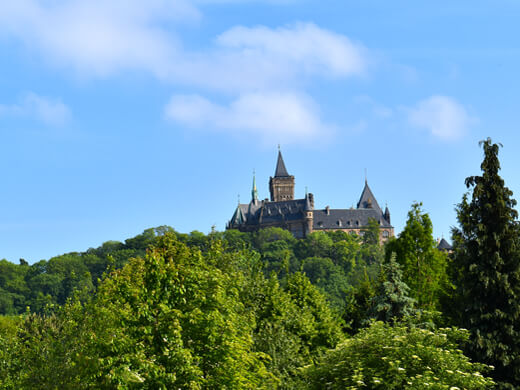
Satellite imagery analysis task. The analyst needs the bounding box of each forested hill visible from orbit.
[0,224,386,317]
[1,140,520,388]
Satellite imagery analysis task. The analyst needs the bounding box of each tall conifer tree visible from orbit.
[452,138,520,388]
[369,252,416,323]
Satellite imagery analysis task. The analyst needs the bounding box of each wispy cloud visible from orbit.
[165,92,333,143]
[0,1,368,143]
[0,0,197,77]
[0,92,71,126]
[0,2,367,89]
[406,95,476,141]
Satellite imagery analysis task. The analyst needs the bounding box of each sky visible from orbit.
[1,0,520,263]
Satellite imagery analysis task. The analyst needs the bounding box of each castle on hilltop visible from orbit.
[227,150,394,241]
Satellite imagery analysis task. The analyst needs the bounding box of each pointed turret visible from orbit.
[304,192,314,236]
[304,192,313,211]
[230,204,246,225]
[251,171,258,204]
[384,205,391,224]
[269,148,295,201]
[437,238,453,252]
[357,180,382,213]
[274,150,290,177]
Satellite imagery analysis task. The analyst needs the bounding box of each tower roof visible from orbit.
[251,172,258,202]
[357,180,382,213]
[230,204,246,225]
[304,193,313,211]
[437,238,453,251]
[274,150,290,177]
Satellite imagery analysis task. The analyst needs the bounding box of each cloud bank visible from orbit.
[0,1,368,143]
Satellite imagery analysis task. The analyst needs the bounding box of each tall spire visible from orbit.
[274,149,290,177]
[251,169,258,203]
[357,180,382,213]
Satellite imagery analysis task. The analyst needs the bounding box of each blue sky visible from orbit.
[1,0,519,263]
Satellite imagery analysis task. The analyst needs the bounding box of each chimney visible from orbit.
[325,206,330,215]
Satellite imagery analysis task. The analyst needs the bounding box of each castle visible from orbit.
[227,150,394,241]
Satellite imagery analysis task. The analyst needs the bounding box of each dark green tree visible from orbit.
[369,253,416,323]
[452,138,520,388]
[385,202,448,309]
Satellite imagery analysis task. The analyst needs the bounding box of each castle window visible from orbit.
[317,221,323,227]
[337,220,342,227]
[347,221,351,226]
[382,231,389,238]
[356,220,360,226]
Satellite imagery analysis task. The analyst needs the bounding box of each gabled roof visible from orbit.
[274,150,290,177]
[357,181,382,214]
[229,198,308,227]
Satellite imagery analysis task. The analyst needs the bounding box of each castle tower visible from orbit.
[269,149,295,201]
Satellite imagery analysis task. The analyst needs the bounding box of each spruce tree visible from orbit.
[452,138,520,388]
[370,252,416,323]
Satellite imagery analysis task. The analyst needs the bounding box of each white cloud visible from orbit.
[407,95,476,141]
[0,93,71,126]
[0,2,367,91]
[165,92,333,143]
[216,23,366,77]
[0,1,369,144]
[0,0,196,77]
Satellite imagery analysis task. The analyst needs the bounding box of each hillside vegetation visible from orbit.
[0,139,517,388]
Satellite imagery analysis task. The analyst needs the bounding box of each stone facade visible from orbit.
[227,151,394,241]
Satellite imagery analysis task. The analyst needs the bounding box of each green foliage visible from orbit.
[385,202,449,310]
[343,268,377,334]
[244,271,342,389]
[369,253,416,323]
[0,315,23,389]
[451,138,520,388]
[363,218,381,246]
[88,233,271,389]
[303,321,495,389]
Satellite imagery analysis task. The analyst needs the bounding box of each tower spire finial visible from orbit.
[364,168,367,184]
[251,169,258,202]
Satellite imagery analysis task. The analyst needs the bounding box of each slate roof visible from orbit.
[312,208,392,230]
[274,151,290,177]
[230,198,308,227]
[437,238,453,251]
[357,181,382,214]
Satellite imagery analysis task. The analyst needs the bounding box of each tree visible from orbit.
[303,321,495,390]
[451,138,520,388]
[385,202,448,309]
[369,253,416,323]
[363,217,381,246]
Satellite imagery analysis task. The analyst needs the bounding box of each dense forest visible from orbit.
[0,139,519,388]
